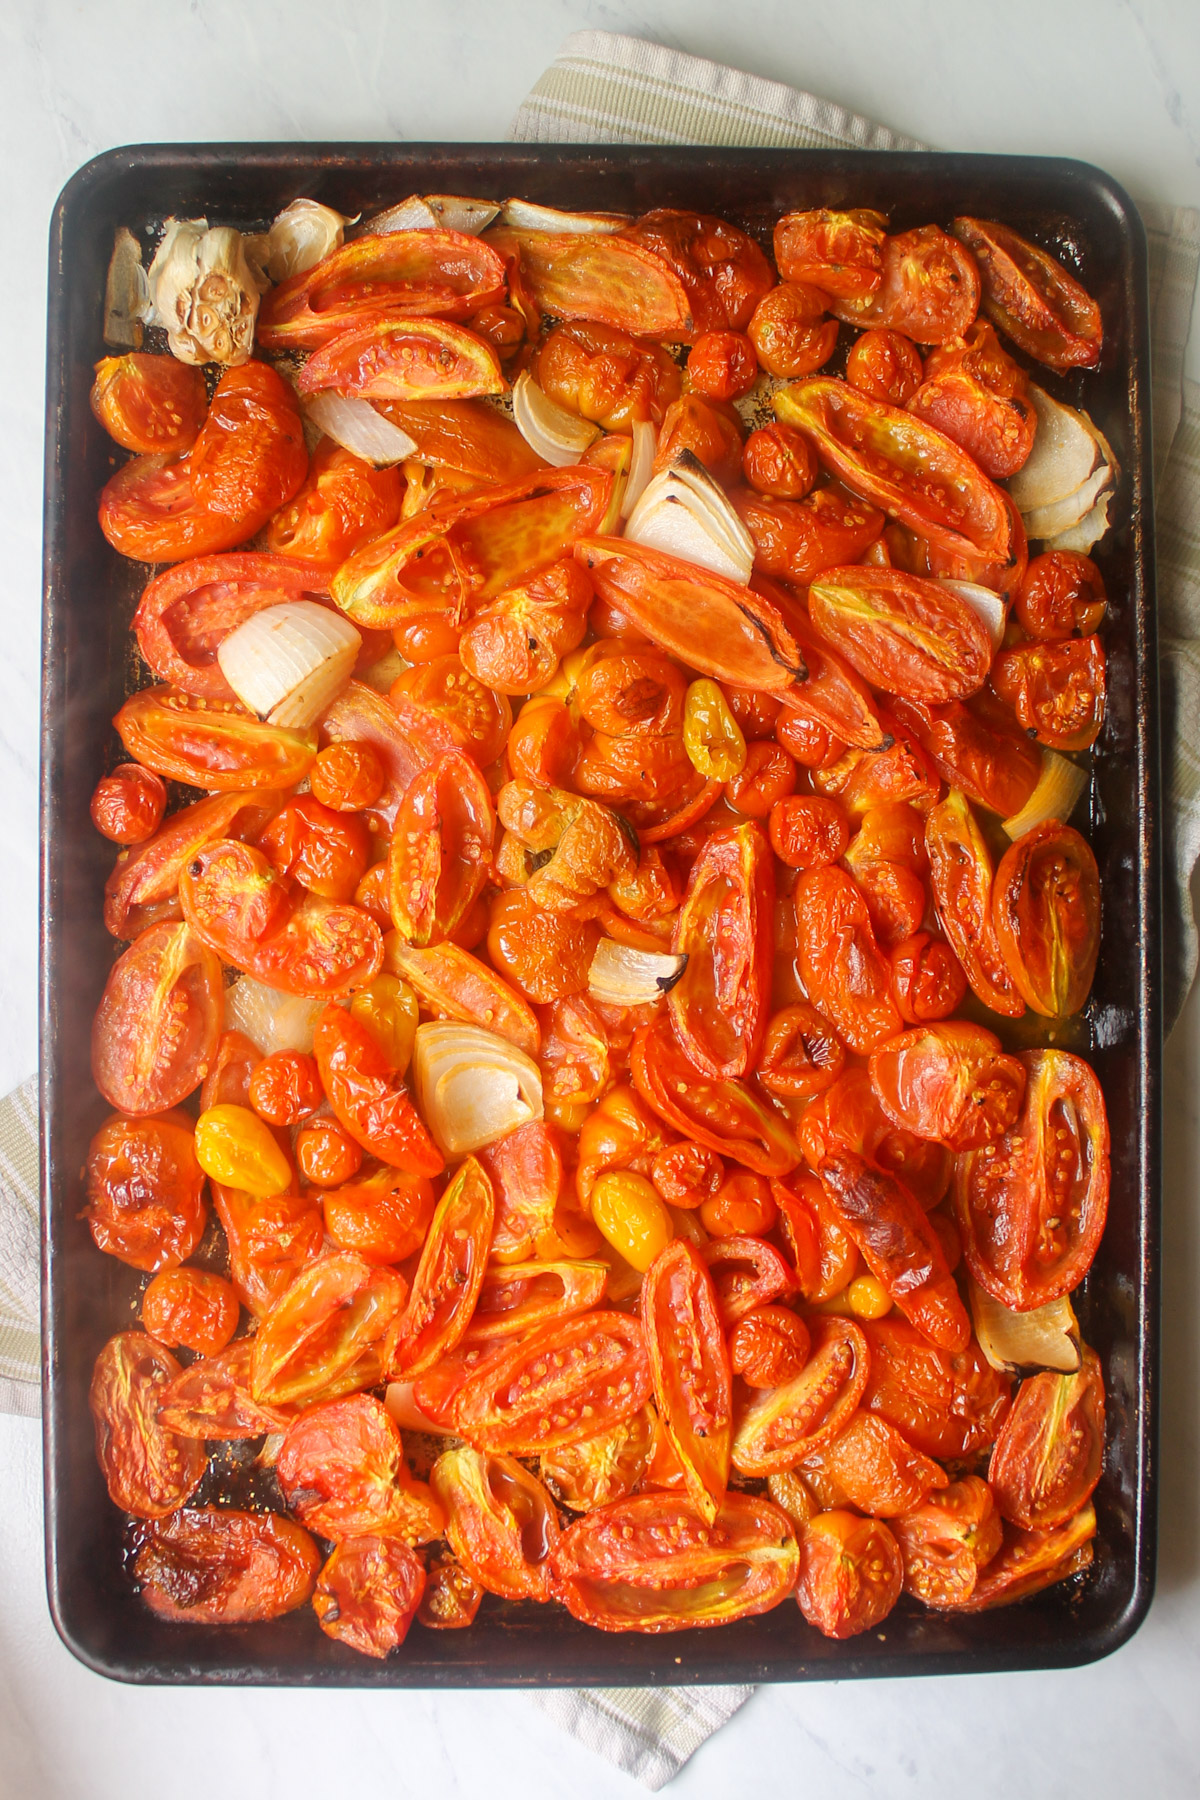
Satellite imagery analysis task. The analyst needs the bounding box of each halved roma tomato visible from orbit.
[387,750,495,946]
[277,1393,416,1540]
[85,1109,207,1271]
[115,688,317,792]
[988,1346,1105,1529]
[258,229,508,349]
[431,1445,560,1601]
[132,1508,320,1623]
[536,321,682,428]
[948,1504,1096,1612]
[313,1004,442,1172]
[793,865,901,1054]
[377,395,546,486]
[449,1310,651,1453]
[955,1049,1110,1311]
[807,566,993,703]
[313,1534,427,1657]
[297,317,505,402]
[774,378,1016,568]
[731,485,884,587]
[891,695,1041,819]
[157,1337,293,1439]
[669,821,773,1081]
[868,1022,1027,1150]
[91,922,223,1115]
[486,227,693,338]
[250,1250,407,1407]
[893,1475,1004,1608]
[992,822,1100,1018]
[795,1509,902,1639]
[861,1314,1010,1459]
[267,439,405,571]
[540,1407,655,1512]
[641,1241,731,1522]
[798,1410,949,1517]
[907,320,1035,479]
[212,1184,326,1318]
[925,788,1024,1017]
[258,795,371,902]
[549,1490,799,1632]
[104,790,279,940]
[386,939,539,1057]
[950,218,1103,370]
[701,1234,796,1325]
[387,1156,494,1378]
[817,1149,971,1351]
[91,352,208,454]
[180,841,384,998]
[731,1316,870,1476]
[133,554,333,699]
[467,1259,608,1342]
[990,636,1106,752]
[774,209,888,299]
[89,1332,205,1517]
[631,1014,800,1177]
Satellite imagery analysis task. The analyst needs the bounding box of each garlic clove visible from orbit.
[969,1280,1081,1374]
[267,198,355,281]
[103,226,152,349]
[226,975,335,1054]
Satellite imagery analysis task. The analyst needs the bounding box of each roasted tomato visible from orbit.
[297,316,504,402]
[991,636,1106,752]
[687,327,761,399]
[266,439,404,570]
[793,865,901,1054]
[731,1317,870,1476]
[669,822,773,1080]
[212,1185,326,1318]
[817,1150,971,1351]
[831,226,981,345]
[549,1490,799,1632]
[807,566,992,703]
[432,1445,560,1601]
[133,554,334,701]
[868,1022,1026,1150]
[992,823,1100,1018]
[387,750,495,946]
[861,1314,1010,1459]
[487,225,693,338]
[115,687,317,792]
[796,1509,903,1639]
[575,1083,672,1210]
[250,1251,407,1407]
[314,1004,442,1172]
[747,284,838,379]
[536,320,682,428]
[313,1533,427,1657]
[733,486,884,588]
[91,922,223,1115]
[773,1173,860,1303]
[91,352,208,454]
[742,421,818,499]
[892,695,1041,819]
[774,378,1015,568]
[417,1549,484,1629]
[702,1234,796,1325]
[310,741,387,813]
[156,1336,292,1439]
[141,1267,239,1356]
[798,1410,949,1517]
[540,1408,655,1513]
[768,795,850,869]
[949,1504,1096,1612]
[925,788,1024,1017]
[892,1476,1005,1608]
[621,208,774,335]
[391,656,513,766]
[103,790,278,941]
[89,1332,205,1517]
[84,1110,207,1271]
[631,1014,800,1177]
[469,1260,608,1344]
[460,558,592,696]
[132,1507,320,1623]
[1015,551,1107,641]
[950,218,1102,369]
[487,888,601,1004]
[277,1393,421,1540]
[955,1049,1110,1311]
[641,1241,731,1521]
[845,328,924,406]
[907,320,1035,479]
[758,1003,847,1101]
[90,763,167,845]
[386,939,540,1057]
[890,931,969,1024]
[296,1115,364,1188]
[729,1305,811,1388]
[387,1157,494,1377]
[653,393,745,484]
[322,1164,435,1264]
[449,1310,651,1453]
[774,208,888,299]
[259,796,371,903]
[799,1066,953,1212]
[988,1347,1105,1529]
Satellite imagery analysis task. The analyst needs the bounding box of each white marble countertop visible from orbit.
[3,1,1200,1793]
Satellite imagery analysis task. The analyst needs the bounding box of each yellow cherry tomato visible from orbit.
[194,1104,291,1197]
[590,1171,674,1273]
[350,973,419,1075]
[683,677,747,782]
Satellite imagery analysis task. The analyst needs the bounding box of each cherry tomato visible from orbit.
[91,352,208,454]
[431,1445,560,1602]
[732,1316,870,1475]
[90,764,167,845]
[653,393,745,484]
[991,636,1106,751]
[890,930,969,1024]
[775,706,842,769]
[387,1156,494,1378]
[817,1149,970,1351]
[742,422,818,499]
[632,1014,800,1177]
[390,656,512,767]
[623,208,774,335]
[925,788,1024,1017]
[250,1250,407,1406]
[701,1233,796,1325]
[89,1332,205,1517]
[669,822,773,1080]
[992,822,1100,1017]
[132,1507,319,1623]
[313,1533,427,1657]
[650,1140,725,1211]
[796,1509,903,1639]
[277,1393,415,1539]
[449,1310,651,1454]
[869,1021,1026,1149]
[950,217,1102,369]
[641,1240,732,1519]
[314,1004,442,1173]
[84,1109,206,1271]
[774,208,888,298]
[201,1030,261,1111]
[758,1003,847,1101]
[797,1410,948,1517]
[725,742,796,818]
[296,1115,364,1187]
[115,687,317,792]
[460,558,592,696]
[845,328,924,405]
[733,485,884,587]
[141,1268,239,1356]
[212,1184,326,1318]
[729,1305,811,1388]
[989,1347,1105,1528]
[417,1549,484,1629]
[908,320,1035,479]
[892,1475,1005,1608]
[832,226,981,346]
[768,794,848,869]
[772,1173,860,1303]
[700,1170,777,1238]
[1015,551,1107,641]
[747,283,838,378]
[955,1048,1109,1310]
[91,922,223,1116]
[310,741,387,813]
[793,864,901,1053]
[535,320,682,429]
[851,858,926,949]
[247,1049,323,1126]
[549,1489,799,1632]
[259,795,372,902]
[487,888,600,1004]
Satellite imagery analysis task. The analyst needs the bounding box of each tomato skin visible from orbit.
[758,1003,847,1101]
[891,695,1041,819]
[890,931,968,1024]
[387,1156,494,1377]
[277,1393,419,1540]
[266,438,404,571]
[631,1014,800,1177]
[768,795,849,870]
[817,1149,971,1352]
[796,1509,903,1639]
[576,1084,672,1211]
[773,1172,860,1302]
[157,1337,292,1439]
[549,1490,799,1633]
[540,1408,655,1513]
[800,1067,952,1212]
[259,796,371,904]
[132,1507,320,1623]
[314,1004,442,1173]
[731,1316,870,1476]
[310,741,387,813]
[91,922,224,1116]
[388,750,495,946]
[650,1140,724,1211]
[142,1268,239,1357]
[212,1184,326,1319]
[956,1048,1109,1311]
[729,1305,811,1388]
[988,1347,1105,1530]
[991,636,1106,752]
[742,422,818,499]
[925,788,1025,1018]
[536,321,682,430]
[431,1445,560,1602]
[247,1049,323,1127]
[91,353,207,454]
[868,1022,1027,1150]
[322,1164,435,1263]
[89,1332,206,1517]
[725,742,796,817]
[115,687,317,792]
[992,823,1100,1018]
[90,764,167,845]
[774,209,888,300]
[845,328,924,406]
[641,1241,732,1521]
[793,865,902,1054]
[460,558,592,697]
[622,208,775,336]
[893,1476,1005,1608]
[798,1410,949,1517]
[808,565,993,704]
[950,218,1102,370]
[862,1314,1010,1459]
[487,888,600,1004]
[84,1109,206,1271]
[250,1251,407,1407]
[449,1310,652,1454]
[908,320,1035,479]
[732,486,884,588]
[313,1533,426,1657]
[669,822,773,1081]
[1015,551,1106,641]
[747,284,838,379]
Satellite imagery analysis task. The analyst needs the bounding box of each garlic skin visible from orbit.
[148,218,262,366]
[103,226,152,350]
[266,199,353,282]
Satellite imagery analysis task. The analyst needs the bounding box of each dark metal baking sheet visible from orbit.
[40,143,1160,1687]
